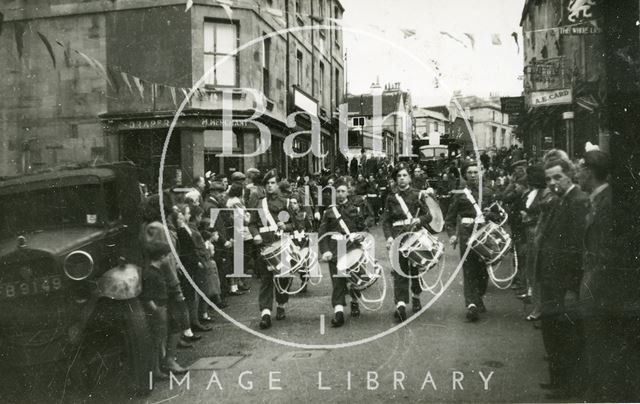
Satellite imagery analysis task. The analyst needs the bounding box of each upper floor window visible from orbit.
[262,34,271,97]
[319,62,325,104]
[204,21,238,86]
[296,50,304,87]
[352,116,365,127]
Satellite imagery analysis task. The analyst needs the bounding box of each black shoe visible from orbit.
[200,316,214,323]
[182,334,202,342]
[478,302,487,313]
[259,314,272,329]
[215,300,229,309]
[228,290,246,296]
[350,302,360,318]
[177,340,194,349]
[191,323,212,332]
[395,306,407,323]
[238,284,251,292]
[276,307,286,320]
[466,304,479,322]
[412,298,422,313]
[331,311,345,327]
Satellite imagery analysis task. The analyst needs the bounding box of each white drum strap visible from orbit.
[395,194,413,220]
[463,188,483,219]
[259,197,279,233]
[331,206,351,236]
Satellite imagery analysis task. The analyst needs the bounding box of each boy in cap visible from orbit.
[249,170,293,329]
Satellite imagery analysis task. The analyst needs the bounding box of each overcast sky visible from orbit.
[341,0,526,107]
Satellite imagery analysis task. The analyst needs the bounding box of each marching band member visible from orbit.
[319,177,369,328]
[249,170,292,330]
[286,195,314,293]
[444,160,498,322]
[382,164,433,323]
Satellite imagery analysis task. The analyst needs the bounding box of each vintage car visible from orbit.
[0,162,153,397]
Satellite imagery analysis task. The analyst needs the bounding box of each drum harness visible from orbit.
[394,193,447,295]
[260,198,312,296]
[330,205,387,312]
[462,189,518,289]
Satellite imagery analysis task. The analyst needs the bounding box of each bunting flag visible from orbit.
[401,29,416,39]
[491,33,502,45]
[180,88,191,104]
[75,49,97,70]
[439,31,468,48]
[88,55,114,88]
[463,33,475,50]
[36,31,56,67]
[14,22,25,59]
[511,32,520,54]
[265,8,284,17]
[121,71,134,94]
[106,66,121,93]
[169,86,177,106]
[185,0,193,12]
[132,76,145,99]
[55,40,71,67]
[217,0,234,22]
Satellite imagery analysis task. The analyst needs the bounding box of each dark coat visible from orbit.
[579,185,616,314]
[536,186,590,292]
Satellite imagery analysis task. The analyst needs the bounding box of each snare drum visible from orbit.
[399,228,444,272]
[468,222,512,264]
[290,245,318,276]
[336,248,381,291]
[261,238,292,273]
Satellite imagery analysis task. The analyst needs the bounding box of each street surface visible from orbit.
[142,225,550,404]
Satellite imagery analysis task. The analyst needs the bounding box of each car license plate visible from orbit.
[0,276,63,300]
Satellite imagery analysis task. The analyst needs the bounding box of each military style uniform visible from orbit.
[382,186,433,313]
[248,192,292,317]
[318,198,369,311]
[444,185,497,312]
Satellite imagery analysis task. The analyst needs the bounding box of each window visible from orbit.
[296,50,303,86]
[319,0,325,18]
[433,121,439,133]
[204,21,238,86]
[296,0,301,15]
[334,6,341,45]
[319,62,325,105]
[352,117,365,126]
[334,68,340,104]
[262,34,271,97]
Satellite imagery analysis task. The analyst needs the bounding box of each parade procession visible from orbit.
[1,0,639,403]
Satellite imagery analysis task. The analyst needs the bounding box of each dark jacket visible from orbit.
[249,192,289,245]
[536,186,589,292]
[580,185,615,314]
[382,187,432,239]
[318,198,368,258]
[444,185,497,244]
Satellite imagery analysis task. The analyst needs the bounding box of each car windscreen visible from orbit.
[0,183,103,239]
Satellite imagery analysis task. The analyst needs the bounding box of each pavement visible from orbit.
[141,225,552,404]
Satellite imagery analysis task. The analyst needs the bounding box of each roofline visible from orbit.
[520,0,533,26]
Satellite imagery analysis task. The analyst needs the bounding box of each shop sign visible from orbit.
[531,89,573,107]
[560,0,602,35]
[500,96,525,114]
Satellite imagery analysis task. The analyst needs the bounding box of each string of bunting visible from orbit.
[9,25,219,108]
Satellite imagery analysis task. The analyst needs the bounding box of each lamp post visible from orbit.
[562,111,575,157]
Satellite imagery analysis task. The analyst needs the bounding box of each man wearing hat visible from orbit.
[319,177,370,327]
[249,170,292,329]
[444,160,499,321]
[230,171,246,186]
[382,163,434,322]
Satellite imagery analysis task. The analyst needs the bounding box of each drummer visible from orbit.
[444,160,498,322]
[319,177,370,328]
[249,170,292,330]
[286,195,315,293]
[382,163,434,323]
